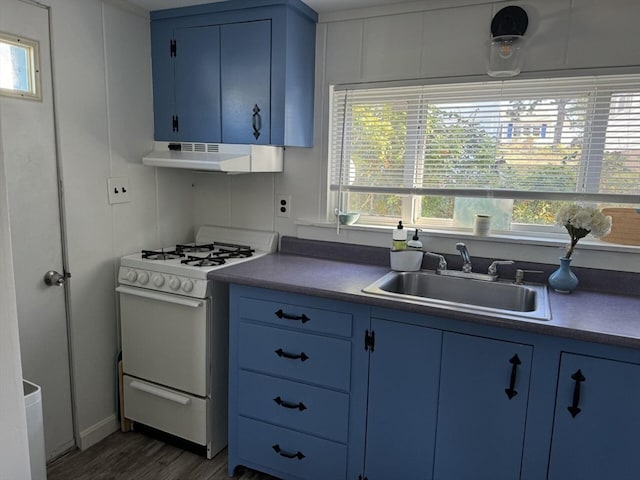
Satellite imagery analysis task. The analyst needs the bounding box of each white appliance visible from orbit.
[142,141,284,173]
[116,226,278,458]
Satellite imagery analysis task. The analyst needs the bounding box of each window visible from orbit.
[329,75,640,232]
[0,31,41,100]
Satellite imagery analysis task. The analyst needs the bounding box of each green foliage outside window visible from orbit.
[340,92,639,228]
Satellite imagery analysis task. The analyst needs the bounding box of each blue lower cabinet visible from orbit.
[228,285,367,480]
[363,318,442,480]
[237,322,351,391]
[237,417,347,480]
[433,332,533,480]
[229,286,640,480]
[237,370,349,443]
[548,353,640,480]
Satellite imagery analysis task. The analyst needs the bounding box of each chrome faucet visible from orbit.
[425,252,447,271]
[456,242,472,273]
[488,260,515,276]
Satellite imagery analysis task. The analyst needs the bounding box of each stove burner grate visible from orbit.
[176,243,216,254]
[141,249,185,260]
[181,255,227,267]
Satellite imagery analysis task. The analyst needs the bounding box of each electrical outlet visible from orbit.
[276,194,291,218]
[107,177,131,204]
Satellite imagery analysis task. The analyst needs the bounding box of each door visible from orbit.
[548,353,640,480]
[221,20,271,144]
[433,332,532,480]
[0,0,75,459]
[364,318,442,480]
[174,24,221,142]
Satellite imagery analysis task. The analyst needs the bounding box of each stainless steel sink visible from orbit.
[362,270,551,320]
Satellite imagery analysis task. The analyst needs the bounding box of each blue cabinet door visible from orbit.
[548,353,640,480]
[433,332,532,480]
[221,20,271,144]
[174,25,222,143]
[363,318,442,480]
[150,20,177,141]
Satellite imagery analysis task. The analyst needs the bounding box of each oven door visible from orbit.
[117,285,210,397]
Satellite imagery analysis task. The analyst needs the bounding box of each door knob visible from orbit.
[44,270,70,287]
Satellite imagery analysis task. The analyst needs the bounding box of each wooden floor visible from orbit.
[46,431,278,480]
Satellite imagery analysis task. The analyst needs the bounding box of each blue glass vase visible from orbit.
[548,257,579,293]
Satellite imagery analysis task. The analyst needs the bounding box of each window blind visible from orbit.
[329,75,640,203]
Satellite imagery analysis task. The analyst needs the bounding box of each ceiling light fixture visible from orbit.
[486,5,528,78]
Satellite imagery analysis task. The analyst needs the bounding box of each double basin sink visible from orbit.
[362,270,551,321]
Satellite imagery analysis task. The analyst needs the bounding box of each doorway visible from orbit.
[0,0,76,459]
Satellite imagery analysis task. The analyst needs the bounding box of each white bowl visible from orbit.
[338,212,360,225]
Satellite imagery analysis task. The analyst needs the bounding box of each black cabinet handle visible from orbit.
[275,309,310,323]
[274,396,307,411]
[568,369,586,418]
[275,348,309,362]
[252,104,262,140]
[272,444,305,460]
[505,354,522,399]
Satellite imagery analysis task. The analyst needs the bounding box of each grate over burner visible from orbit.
[181,255,227,267]
[141,249,185,260]
[176,243,216,254]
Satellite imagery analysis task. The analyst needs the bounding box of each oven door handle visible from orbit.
[116,285,204,308]
[129,380,192,405]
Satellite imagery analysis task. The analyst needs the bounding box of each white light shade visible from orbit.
[486,35,525,77]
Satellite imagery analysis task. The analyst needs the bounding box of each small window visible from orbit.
[0,31,41,100]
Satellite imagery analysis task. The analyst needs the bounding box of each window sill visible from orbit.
[294,219,640,273]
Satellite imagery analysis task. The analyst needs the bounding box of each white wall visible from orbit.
[193,0,640,271]
[0,99,31,479]
[46,0,193,449]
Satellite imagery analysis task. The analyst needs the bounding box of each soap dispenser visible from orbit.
[392,221,407,250]
[407,229,423,249]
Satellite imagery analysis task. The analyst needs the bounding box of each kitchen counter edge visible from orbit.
[209,253,640,350]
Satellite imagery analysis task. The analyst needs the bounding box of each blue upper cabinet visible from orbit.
[150,0,317,147]
[220,21,271,144]
[175,25,222,142]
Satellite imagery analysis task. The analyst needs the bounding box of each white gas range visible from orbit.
[118,225,278,298]
[116,226,278,459]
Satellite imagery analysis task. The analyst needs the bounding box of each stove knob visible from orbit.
[182,280,194,293]
[169,277,181,291]
[137,272,149,285]
[152,274,165,287]
[125,270,137,282]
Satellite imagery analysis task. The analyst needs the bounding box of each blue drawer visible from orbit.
[238,370,349,443]
[238,322,351,391]
[237,416,347,480]
[238,296,352,337]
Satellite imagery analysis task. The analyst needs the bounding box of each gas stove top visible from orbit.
[118,226,278,298]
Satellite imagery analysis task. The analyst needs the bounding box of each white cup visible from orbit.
[474,214,491,236]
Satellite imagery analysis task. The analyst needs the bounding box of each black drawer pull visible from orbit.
[275,348,309,362]
[505,354,522,399]
[275,309,310,323]
[272,444,305,460]
[568,369,586,418]
[274,396,307,411]
[252,104,262,140]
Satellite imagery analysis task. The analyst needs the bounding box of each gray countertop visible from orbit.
[209,252,640,350]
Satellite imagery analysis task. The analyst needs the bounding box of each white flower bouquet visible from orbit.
[555,204,612,259]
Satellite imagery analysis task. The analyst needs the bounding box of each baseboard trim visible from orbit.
[78,414,119,450]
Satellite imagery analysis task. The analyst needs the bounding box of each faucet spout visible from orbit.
[456,242,472,273]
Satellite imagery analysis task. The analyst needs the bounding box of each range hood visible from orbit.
[142,142,283,173]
